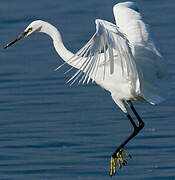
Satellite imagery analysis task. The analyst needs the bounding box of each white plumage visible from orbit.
[57,1,167,112]
[60,19,138,86]
[54,2,167,112]
[4,1,169,176]
[112,2,167,105]
[4,2,168,113]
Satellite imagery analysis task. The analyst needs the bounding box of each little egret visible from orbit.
[4,1,168,176]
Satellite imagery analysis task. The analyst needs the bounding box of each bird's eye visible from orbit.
[28,28,32,32]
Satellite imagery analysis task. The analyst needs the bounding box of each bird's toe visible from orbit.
[110,149,131,176]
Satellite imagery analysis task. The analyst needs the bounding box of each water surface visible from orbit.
[1,0,175,179]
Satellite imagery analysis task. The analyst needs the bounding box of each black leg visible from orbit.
[112,113,140,158]
[126,100,144,128]
[112,100,144,158]
[110,101,145,176]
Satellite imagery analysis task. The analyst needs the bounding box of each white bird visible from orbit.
[4,1,168,176]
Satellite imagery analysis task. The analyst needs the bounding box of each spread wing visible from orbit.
[56,19,138,85]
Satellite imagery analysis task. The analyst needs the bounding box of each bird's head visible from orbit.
[4,20,44,49]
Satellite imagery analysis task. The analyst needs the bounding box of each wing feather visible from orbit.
[56,19,138,84]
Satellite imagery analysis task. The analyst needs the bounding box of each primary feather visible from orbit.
[112,2,167,104]
[58,19,138,85]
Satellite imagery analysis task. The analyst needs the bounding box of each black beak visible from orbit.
[4,30,29,49]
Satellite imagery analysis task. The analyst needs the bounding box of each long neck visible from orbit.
[40,21,82,69]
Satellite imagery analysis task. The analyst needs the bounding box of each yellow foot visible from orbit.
[110,149,131,176]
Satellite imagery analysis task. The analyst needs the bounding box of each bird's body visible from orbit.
[5,1,168,176]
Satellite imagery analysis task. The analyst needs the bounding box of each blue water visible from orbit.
[1,0,175,179]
